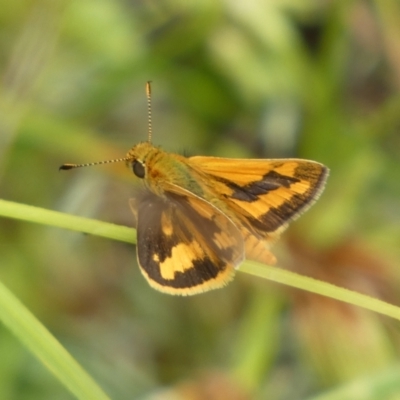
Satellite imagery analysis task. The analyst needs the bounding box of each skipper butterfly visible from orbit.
[61,82,328,295]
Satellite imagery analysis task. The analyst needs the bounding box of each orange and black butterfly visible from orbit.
[61,83,328,295]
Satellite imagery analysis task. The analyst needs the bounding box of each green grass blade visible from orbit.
[0,280,110,400]
[0,198,135,244]
[1,198,400,323]
[308,365,400,400]
[240,261,400,322]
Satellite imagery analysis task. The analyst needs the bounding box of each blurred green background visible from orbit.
[1,0,400,399]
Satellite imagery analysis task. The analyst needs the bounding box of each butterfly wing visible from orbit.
[132,183,244,295]
[189,156,328,259]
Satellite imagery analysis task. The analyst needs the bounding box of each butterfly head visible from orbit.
[125,141,157,180]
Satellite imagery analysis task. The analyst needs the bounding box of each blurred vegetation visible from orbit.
[1,0,400,399]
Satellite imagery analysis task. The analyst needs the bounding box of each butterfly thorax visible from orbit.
[126,142,205,198]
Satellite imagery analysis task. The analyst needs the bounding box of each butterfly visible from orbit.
[60,82,328,295]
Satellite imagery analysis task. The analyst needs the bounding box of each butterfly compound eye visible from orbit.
[132,160,146,178]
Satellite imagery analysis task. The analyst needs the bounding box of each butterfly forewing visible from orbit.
[134,184,244,295]
[189,156,328,243]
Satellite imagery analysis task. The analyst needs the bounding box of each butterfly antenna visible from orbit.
[59,157,129,171]
[60,82,154,171]
[146,80,153,144]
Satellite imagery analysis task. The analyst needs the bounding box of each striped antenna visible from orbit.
[60,82,152,171]
[59,157,129,171]
[146,81,153,143]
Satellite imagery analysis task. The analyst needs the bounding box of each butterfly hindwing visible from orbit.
[133,184,244,295]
